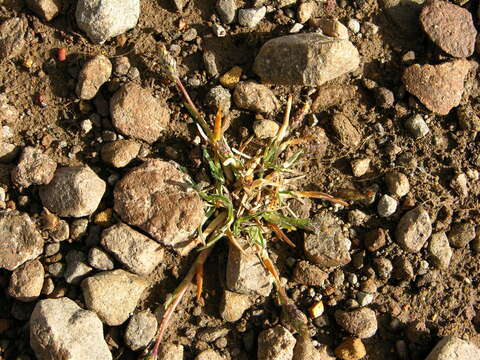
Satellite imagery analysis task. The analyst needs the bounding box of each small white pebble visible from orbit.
[2,126,13,138]
[212,24,227,37]
[289,23,304,33]
[80,119,93,134]
[348,19,360,33]
[0,188,6,202]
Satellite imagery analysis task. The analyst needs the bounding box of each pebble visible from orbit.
[395,207,432,252]
[8,259,44,302]
[253,119,280,139]
[425,336,480,360]
[101,140,141,168]
[205,85,231,114]
[113,57,131,76]
[226,239,273,296]
[334,338,366,360]
[347,19,360,33]
[312,85,358,111]
[0,17,27,61]
[76,0,140,44]
[219,66,243,89]
[11,147,57,188]
[238,6,266,28]
[212,24,226,37]
[49,219,69,242]
[88,247,115,270]
[47,263,65,278]
[377,194,398,217]
[203,50,219,78]
[183,28,197,42]
[374,87,394,108]
[392,256,414,281]
[0,94,19,124]
[216,0,237,24]
[110,83,170,143]
[420,0,476,58]
[26,0,61,21]
[297,2,316,24]
[373,257,393,280]
[30,297,112,360]
[76,55,112,100]
[81,269,148,326]
[304,211,351,268]
[80,119,93,134]
[219,290,252,322]
[114,160,204,253]
[253,34,360,86]
[0,210,44,271]
[289,23,303,33]
[101,222,164,275]
[292,260,328,286]
[331,113,362,147]
[41,277,54,296]
[385,171,410,198]
[334,308,378,338]
[44,242,60,257]
[233,82,279,114]
[448,222,475,248]
[158,344,184,360]
[457,105,480,131]
[0,142,19,163]
[195,349,223,360]
[196,326,229,343]
[124,310,158,351]
[257,325,296,360]
[70,218,89,240]
[357,292,374,306]
[364,228,386,252]
[405,114,429,139]
[350,158,370,177]
[313,18,349,39]
[450,173,469,197]
[64,260,93,285]
[40,166,106,217]
[402,60,471,115]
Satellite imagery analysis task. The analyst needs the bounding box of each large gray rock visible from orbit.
[11,146,57,188]
[101,222,164,275]
[114,160,204,253]
[81,269,148,326]
[76,0,140,44]
[395,207,432,252]
[253,34,360,86]
[226,239,273,296]
[39,166,106,217]
[257,325,296,360]
[425,336,480,360]
[110,83,170,144]
[304,211,351,269]
[0,210,44,271]
[30,297,112,360]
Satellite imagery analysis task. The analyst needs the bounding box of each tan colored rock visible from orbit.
[11,147,57,188]
[101,140,141,168]
[114,160,204,252]
[402,60,471,115]
[110,83,170,143]
[76,55,112,100]
[8,259,44,302]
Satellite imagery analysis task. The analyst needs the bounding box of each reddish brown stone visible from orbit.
[420,0,476,58]
[402,60,471,115]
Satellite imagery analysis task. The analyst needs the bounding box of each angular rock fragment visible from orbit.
[395,207,432,252]
[81,269,148,326]
[40,166,106,217]
[76,55,112,100]
[101,140,141,168]
[11,147,57,188]
[26,0,61,22]
[258,325,296,360]
[253,34,360,86]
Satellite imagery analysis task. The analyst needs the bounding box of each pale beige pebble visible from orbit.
[313,18,349,39]
[257,325,296,360]
[350,158,370,177]
[219,290,252,322]
[297,2,316,24]
[26,0,62,22]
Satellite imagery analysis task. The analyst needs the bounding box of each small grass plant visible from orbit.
[146,46,348,359]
